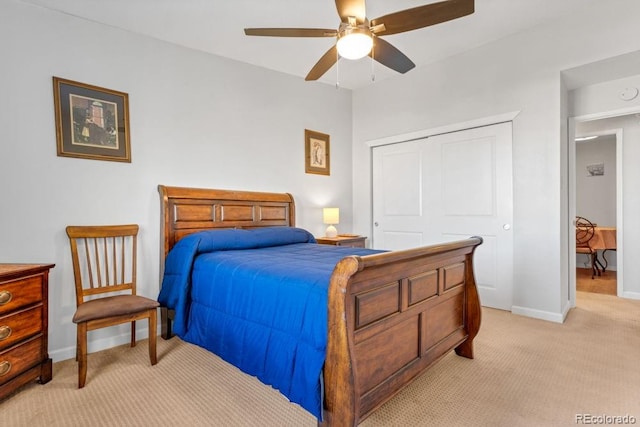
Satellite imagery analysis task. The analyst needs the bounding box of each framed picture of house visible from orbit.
[52,77,131,162]
[304,129,330,175]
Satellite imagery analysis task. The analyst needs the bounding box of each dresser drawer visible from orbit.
[0,306,42,351]
[0,336,43,385]
[0,275,43,316]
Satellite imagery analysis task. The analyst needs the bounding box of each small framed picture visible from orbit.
[52,77,131,162]
[586,162,604,177]
[305,129,330,175]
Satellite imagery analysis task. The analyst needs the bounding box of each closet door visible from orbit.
[372,122,513,310]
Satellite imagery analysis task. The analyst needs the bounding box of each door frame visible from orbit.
[366,111,520,148]
[568,106,639,306]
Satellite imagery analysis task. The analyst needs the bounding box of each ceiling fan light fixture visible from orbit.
[336,27,373,60]
[245,1,475,81]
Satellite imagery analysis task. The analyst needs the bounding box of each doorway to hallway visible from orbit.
[574,132,618,296]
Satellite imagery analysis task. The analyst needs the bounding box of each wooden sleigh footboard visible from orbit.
[157,185,482,427]
[322,237,482,426]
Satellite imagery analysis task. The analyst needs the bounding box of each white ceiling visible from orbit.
[23,0,606,89]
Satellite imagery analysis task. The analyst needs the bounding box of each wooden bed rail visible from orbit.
[322,237,483,426]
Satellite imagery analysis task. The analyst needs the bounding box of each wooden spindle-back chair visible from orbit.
[66,224,159,388]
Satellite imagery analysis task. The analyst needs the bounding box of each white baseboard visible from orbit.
[511,305,565,323]
[50,327,152,363]
[621,291,640,300]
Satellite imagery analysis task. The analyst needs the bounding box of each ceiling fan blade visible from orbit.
[334,0,367,24]
[305,45,339,81]
[371,0,474,36]
[370,38,415,74]
[244,28,337,37]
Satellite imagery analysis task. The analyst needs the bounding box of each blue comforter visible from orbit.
[157,227,381,419]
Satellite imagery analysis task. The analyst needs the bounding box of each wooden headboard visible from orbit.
[158,185,296,260]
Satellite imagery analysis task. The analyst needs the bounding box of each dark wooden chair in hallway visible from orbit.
[575,216,599,279]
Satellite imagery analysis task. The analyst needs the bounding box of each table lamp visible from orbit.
[323,207,339,237]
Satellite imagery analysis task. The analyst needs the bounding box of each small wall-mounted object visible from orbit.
[618,87,639,101]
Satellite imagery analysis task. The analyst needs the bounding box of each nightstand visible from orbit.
[0,263,54,400]
[316,235,367,248]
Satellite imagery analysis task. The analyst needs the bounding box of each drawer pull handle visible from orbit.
[0,290,12,305]
[0,361,11,376]
[0,325,11,341]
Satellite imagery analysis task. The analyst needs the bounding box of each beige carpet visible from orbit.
[3,292,639,426]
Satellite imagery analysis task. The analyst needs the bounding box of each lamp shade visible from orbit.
[323,207,339,237]
[323,208,340,225]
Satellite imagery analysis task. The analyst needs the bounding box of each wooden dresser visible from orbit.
[316,235,367,248]
[0,264,54,400]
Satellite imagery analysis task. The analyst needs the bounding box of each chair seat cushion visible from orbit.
[73,294,160,323]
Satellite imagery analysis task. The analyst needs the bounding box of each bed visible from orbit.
[157,185,483,426]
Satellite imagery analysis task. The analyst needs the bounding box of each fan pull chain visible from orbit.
[371,56,375,82]
[336,50,340,89]
[371,39,376,82]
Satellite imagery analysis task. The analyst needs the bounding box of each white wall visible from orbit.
[575,137,616,228]
[351,0,640,321]
[0,1,354,361]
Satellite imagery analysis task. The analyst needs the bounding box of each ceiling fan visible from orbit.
[244,0,475,81]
